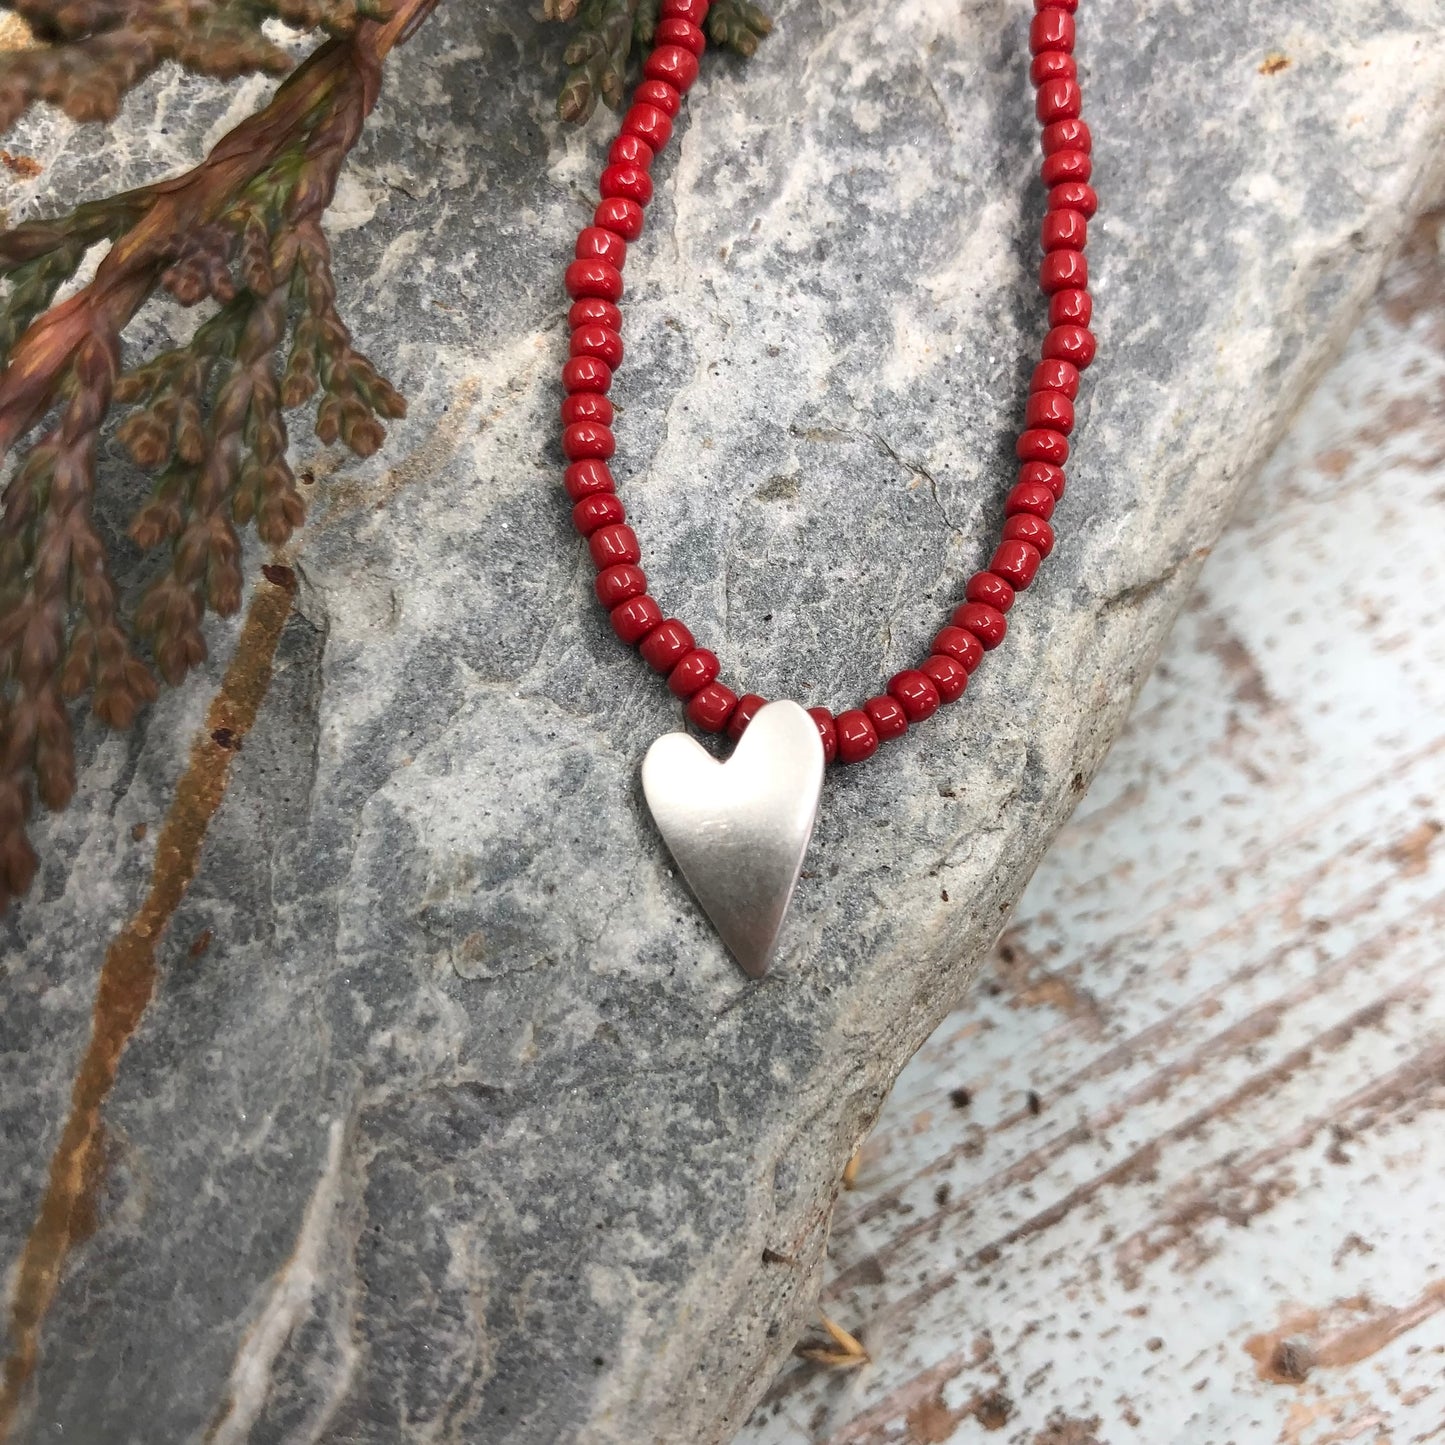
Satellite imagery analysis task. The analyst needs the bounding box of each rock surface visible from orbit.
[2,3,1444,1443]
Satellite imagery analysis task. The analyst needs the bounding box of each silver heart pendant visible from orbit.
[641,699,825,978]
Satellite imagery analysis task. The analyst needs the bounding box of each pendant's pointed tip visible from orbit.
[737,952,772,981]
[722,926,776,980]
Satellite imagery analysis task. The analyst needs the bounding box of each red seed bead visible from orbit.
[1048,181,1098,217]
[656,18,706,55]
[888,669,941,722]
[991,539,1042,590]
[834,709,879,765]
[1025,390,1075,433]
[1040,209,1087,252]
[568,298,623,332]
[609,133,655,170]
[623,103,674,150]
[668,648,720,699]
[688,681,738,733]
[809,707,838,764]
[563,421,615,461]
[595,197,645,242]
[644,45,700,92]
[595,563,647,607]
[1006,481,1057,520]
[1017,428,1069,465]
[564,259,623,302]
[1031,359,1080,399]
[600,164,654,206]
[575,226,627,270]
[1050,288,1092,328]
[561,392,613,427]
[612,596,664,644]
[635,80,682,117]
[922,654,968,704]
[1004,512,1055,558]
[640,619,694,672]
[562,356,612,394]
[1036,78,1082,123]
[933,625,984,673]
[589,523,640,569]
[965,570,1015,612]
[728,692,767,741]
[564,459,614,499]
[570,326,624,370]
[1040,249,1087,294]
[1035,0,1077,10]
[864,694,908,741]
[661,0,709,22]
[1042,324,1097,369]
[1018,460,1067,500]
[1029,8,1075,54]
[573,493,625,536]
[1041,117,1091,155]
[954,601,1008,649]
[1042,150,1092,187]
[1030,51,1076,85]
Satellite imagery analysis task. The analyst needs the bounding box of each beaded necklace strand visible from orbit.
[557,0,1097,974]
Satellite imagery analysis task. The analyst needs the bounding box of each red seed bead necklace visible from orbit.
[560,0,1095,769]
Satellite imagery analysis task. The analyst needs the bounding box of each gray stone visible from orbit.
[2,2,1443,1442]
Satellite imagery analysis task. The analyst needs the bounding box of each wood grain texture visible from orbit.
[739,213,1445,1445]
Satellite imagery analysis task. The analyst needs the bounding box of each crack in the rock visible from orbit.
[868,429,962,535]
[1098,544,1212,614]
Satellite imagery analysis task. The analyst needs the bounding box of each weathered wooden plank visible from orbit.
[740,215,1445,1445]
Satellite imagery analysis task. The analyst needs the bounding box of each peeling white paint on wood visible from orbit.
[740,216,1445,1445]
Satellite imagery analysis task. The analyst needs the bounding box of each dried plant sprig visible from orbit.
[0,0,435,909]
[555,0,636,124]
[0,0,395,133]
[550,0,767,123]
[706,0,771,58]
[0,325,144,900]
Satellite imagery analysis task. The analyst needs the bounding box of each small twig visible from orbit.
[795,1312,870,1370]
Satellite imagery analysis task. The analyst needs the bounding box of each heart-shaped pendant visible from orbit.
[641,699,825,978]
